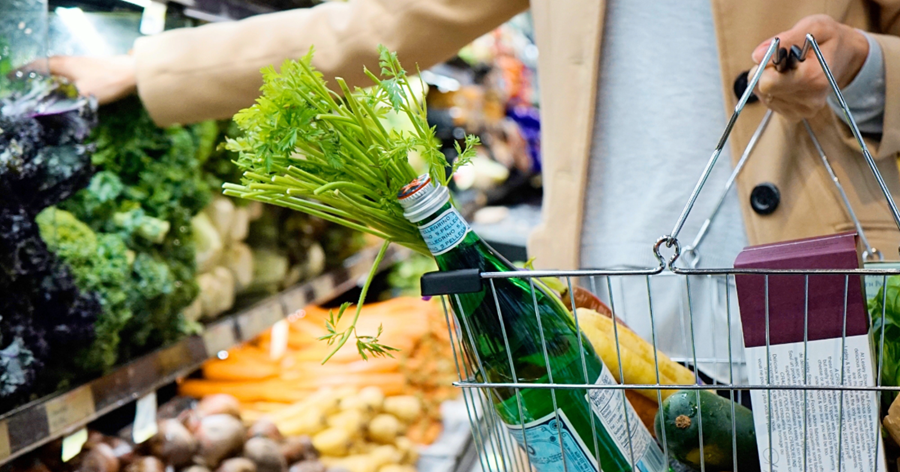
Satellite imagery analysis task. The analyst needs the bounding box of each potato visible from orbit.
[280,436,315,464]
[366,415,401,444]
[243,437,286,472]
[287,462,325,472]
[276,410,326,437]
[321,456,377,472]
[368,445,401,468]
[123,457,165,472]
[180,467,212,472]
[381,397,420,424]
[102,437,136,466]
[195,414,246,468]
[197,394,242,420]
[214,458,255,472]
[312,428,352,457]
[247,418,283,442]
[326,409,365,436]
[148,419,198,467]
[392,438,417,465]
[338,396,373,417]
[76,443,120,472]
[377,466,416,472]
[357,387,385,412]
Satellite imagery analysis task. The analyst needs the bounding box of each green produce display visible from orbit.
[866,275,900,413]
[59,96,213,361]
[0,78,99,409]
[36,208,133,376]
[654,390,759,472]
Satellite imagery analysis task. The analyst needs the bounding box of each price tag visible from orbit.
[270,320,289,360]
[0,420,10,461]
[238,300,284,341]
[132,392,158,444]
[45,386,95,436]
[61,427,88,462]
[202,320,237,357]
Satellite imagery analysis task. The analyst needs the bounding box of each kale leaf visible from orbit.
[0,78,99,410]
[60,97,212,360]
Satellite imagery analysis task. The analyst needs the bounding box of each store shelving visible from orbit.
[0,244,408,466]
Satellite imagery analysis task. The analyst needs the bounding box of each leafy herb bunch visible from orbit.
[224,46,479,361]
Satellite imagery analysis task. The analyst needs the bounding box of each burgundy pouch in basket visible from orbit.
[734,232,885,472]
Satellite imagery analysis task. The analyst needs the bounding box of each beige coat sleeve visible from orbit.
[843,1,900,159]
[133,0,529,126]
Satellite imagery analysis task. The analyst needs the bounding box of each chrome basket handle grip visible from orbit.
[661,34,900,267]
[805,33,900,242]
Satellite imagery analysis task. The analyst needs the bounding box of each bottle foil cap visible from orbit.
[398,174,450,223]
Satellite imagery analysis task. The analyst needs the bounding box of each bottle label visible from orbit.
[418,208,470,255]
[504,409,598,472]
[586,364,667,472]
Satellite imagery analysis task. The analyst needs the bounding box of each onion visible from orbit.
[195,414,246,468]
[242,437,286,472]
[214,458,255,472]
[246,419,282,442]
[196,395,241,420]
[279,437,315,464]
[149,419,198,467]
[123,457,166,472]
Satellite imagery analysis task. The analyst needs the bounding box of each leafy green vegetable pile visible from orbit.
[223,46,479,360]
[36,208,132,375]
[867,276,900,412]
[58,96,214,365]
[0,78,99,409]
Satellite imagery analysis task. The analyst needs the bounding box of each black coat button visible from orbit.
[750,183,780,215]
[733,71,760,104]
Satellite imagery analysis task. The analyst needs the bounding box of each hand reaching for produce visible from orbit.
[40,55,138,105]
[750,14,869,121]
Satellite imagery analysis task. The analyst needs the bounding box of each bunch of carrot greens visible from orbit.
[223,46,479,362]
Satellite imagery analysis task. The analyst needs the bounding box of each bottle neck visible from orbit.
[397,175,513,272]
[413,201,474,259]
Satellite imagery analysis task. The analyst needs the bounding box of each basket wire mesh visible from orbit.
[425,35,900,472]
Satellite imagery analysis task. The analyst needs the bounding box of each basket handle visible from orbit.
[658,34,900,268]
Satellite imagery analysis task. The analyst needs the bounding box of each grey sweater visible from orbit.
[580,0,886,270]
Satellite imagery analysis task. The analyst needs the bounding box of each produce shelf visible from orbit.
[0,244,408,466]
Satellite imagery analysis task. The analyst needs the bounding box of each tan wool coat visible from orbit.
[134,0,900,269]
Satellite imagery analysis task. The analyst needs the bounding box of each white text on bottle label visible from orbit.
[505,409,597,472]
[586,364,667,472]
[418,208,469,255]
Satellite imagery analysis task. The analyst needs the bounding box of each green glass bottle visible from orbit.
[398,175,667,472]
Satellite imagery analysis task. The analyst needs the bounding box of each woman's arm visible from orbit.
[52,0,528,126]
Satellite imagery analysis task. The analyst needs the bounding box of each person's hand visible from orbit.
[44,55,137,105]
[750,14,869,121]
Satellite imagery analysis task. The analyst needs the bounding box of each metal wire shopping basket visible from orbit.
[421,36,900,472]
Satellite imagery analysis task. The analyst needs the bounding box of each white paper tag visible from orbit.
[746,335,886,471]
[270,319,289,360]
[133,392,158,444]
[61,428,88,462]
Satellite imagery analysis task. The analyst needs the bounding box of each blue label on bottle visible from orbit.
[505,409,598,472]
[418,208,470,255]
